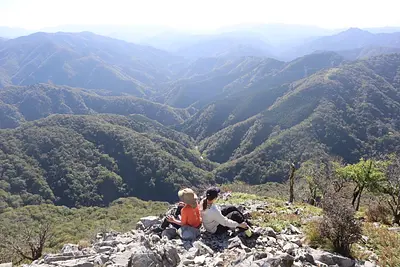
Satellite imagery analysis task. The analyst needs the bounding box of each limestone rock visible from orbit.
[97,246,112,253]
[288,224,302,234]
[61,244,81,255]
[139,216,161,229]
[194,255,206,265]
[193,241,214,256]
[309,248,355,267]
[283,242,299,253]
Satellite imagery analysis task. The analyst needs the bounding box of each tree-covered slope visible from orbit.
[180,52,345,139]
[337,46,400,60]
[201,54,400,183]
[158,57,285,108]
[0,32,181,96]
[0,84,190,128]
[0,114,215,211]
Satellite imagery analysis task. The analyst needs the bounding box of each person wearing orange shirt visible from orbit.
[166,188,202,228]
[166,188,202,240]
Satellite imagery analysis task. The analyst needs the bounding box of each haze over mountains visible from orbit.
[1,25,400,209]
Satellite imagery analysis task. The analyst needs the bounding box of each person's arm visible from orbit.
[167,215,182,225]
[210,206,240,228]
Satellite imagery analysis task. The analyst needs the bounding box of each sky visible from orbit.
[1,0,400,31]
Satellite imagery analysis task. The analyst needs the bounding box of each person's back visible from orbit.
[181,204,201,228]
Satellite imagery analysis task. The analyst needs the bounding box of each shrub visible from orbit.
[304,221,331,250]
[365,202,391,225]
[319,194,362,257]
[78,240,91,249]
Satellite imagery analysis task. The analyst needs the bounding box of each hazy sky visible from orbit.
[1,0,400,31]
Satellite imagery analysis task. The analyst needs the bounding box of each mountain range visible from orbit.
[0,32,182,96]
[1,29,400,209]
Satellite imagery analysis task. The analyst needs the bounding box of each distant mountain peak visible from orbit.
[338,27,372,36]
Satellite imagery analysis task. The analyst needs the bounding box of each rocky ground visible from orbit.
[24,200,379,267]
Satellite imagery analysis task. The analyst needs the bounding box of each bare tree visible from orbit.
[288,162,296,203]
[381,154,400,224]
[0,219,53,264]
[297,156,344,205]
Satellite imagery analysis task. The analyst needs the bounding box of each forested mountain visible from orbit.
[180,52,345,139]
[2,29,400,209]
[159,52,344,109]
[0,32,181,96]
[159,57,284,108]
[290,28,400,59]
[0,114,215,211]
[200,54,400,183]
[0,84,190,129]
[337,46,400,60]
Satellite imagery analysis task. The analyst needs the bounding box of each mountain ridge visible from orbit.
[0,84,190,128]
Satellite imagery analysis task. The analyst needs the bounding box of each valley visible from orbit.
[1,30,400,209]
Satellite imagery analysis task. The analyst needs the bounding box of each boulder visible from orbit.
[61,244,82,256]
[194,255,206,265]
[127,244,180,267]
[97,246,113,253]
[228,236,244,249]
[288,224,302,235]
[161,228,177,240]
[60,260,94,267]
[43,254,91,264]
[139,216,161,229]
[96,240,118,247]
[254,252,294,267]
[309,248,354,267]
[261,227,277,238]
[0,263,12,267]
[283,242,299,253]
[136,221,145,230]
[151,234,161,243]
[193,241,214,256]
[93,255,109,265]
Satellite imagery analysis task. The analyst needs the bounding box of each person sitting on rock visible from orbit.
[161,188,202,241]
[200,187,249,235]
[166,188,202,228]
[160,201,185,230]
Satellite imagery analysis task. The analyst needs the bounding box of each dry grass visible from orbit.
[360,223,400,267]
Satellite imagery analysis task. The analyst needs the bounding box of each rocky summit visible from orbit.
[24,202,377,267]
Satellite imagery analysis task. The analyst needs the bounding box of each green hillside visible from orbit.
[0,114,215,211]
[2,31,400,215]
[203,54,400,183]
[0,84,190,128]
[0,32,181,96]
[181,52,345,139]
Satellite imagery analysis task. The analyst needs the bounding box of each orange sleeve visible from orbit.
[181,207,188,225]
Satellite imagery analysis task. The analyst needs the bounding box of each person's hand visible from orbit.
[166,215,174,222]
[238,222,249,229]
